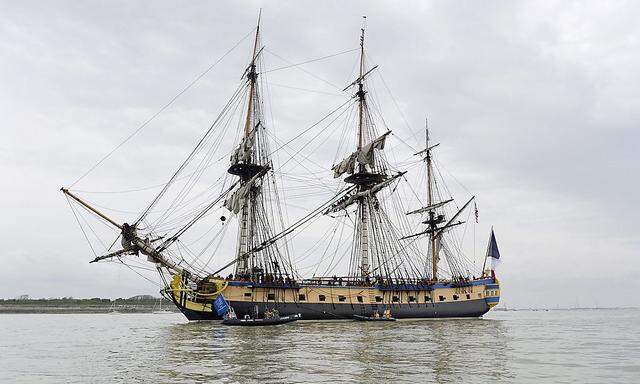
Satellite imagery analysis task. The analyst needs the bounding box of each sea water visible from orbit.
[1,309,638,383]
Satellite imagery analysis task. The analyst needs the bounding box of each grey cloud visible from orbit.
[1,0,638,308]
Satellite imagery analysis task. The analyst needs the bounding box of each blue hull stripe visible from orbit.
[225,277,497,290]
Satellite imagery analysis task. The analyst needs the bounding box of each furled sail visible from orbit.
[325,171,404,213]
[357,131,390,165]
[332,152,357,178]
[224,183,252,214]
[230,130,255,165]
[406,198,454,215]
[331,131,391,178]
[434,237,441,264]
[223,166,269,214]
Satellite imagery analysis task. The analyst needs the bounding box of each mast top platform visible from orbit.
[344,172,386,186]
[228,163,266,181]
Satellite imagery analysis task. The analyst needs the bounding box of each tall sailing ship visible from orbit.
[62,16,501,320]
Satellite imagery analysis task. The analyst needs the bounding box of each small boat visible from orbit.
[222,313,301,326]
[353,314,396,322]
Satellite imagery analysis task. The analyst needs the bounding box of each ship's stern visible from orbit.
[484,279,501,308]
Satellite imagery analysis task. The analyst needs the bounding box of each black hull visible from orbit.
[222,314,301,326]
[175,299,491,321]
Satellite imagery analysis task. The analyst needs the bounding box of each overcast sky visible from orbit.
[1,1,638,309]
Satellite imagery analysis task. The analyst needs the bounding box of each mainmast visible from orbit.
[357,23,366,151]
[355,21,369,277]
[328,17,400,282]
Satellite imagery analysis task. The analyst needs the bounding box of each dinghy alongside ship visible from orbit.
[62,15,502,322]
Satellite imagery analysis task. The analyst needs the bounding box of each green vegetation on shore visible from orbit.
[0,295,179,314]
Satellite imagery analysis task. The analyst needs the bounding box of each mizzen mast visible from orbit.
[403,121,474,280]
[424,123,442,279]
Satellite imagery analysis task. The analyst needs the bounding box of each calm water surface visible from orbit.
[1,309,638,383]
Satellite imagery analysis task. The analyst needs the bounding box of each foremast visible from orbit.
[224,12,294,284]
[62,13,296,287]
[232,13,262,277]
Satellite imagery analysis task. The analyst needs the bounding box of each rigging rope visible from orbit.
[66,197,98,257]
[268,98,353,159]
[261,48,358,73]
[265,48,343,91]
[134,82,246,226]
[68,27,256,188]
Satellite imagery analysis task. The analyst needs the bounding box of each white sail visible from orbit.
[230,130,255,165]
[331,131,390,178]
[223,167,267,214]
[331,152,357,178]
[357,131,390,165]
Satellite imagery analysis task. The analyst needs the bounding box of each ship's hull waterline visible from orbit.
[177,298,492,321]
[168,276,501,321]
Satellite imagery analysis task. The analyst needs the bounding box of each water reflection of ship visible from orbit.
[431,319,511,382]
[161,319,511,382]
[162,321,301,382]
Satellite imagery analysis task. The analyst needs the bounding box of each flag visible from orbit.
[486,228,501,270]
[213,294,229,316]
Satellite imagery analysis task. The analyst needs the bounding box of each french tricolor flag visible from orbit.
[486,228,501,274]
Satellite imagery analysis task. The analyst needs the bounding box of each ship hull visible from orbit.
[176,298,491,321]
[169,277,501,321]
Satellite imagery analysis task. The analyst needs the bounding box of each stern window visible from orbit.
[357,296,363,303]
[244,292,252,298]
[439,295,446,301]
[298,294,306,301]
[267,293,275,301]
[392,296,400,302]
[408,296,416,302]
[338,296,346,302]
[319,295,326,302]
[375,296,383,302]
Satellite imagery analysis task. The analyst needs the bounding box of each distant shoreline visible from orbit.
[0,297,180,314]
[1,298,637,314]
